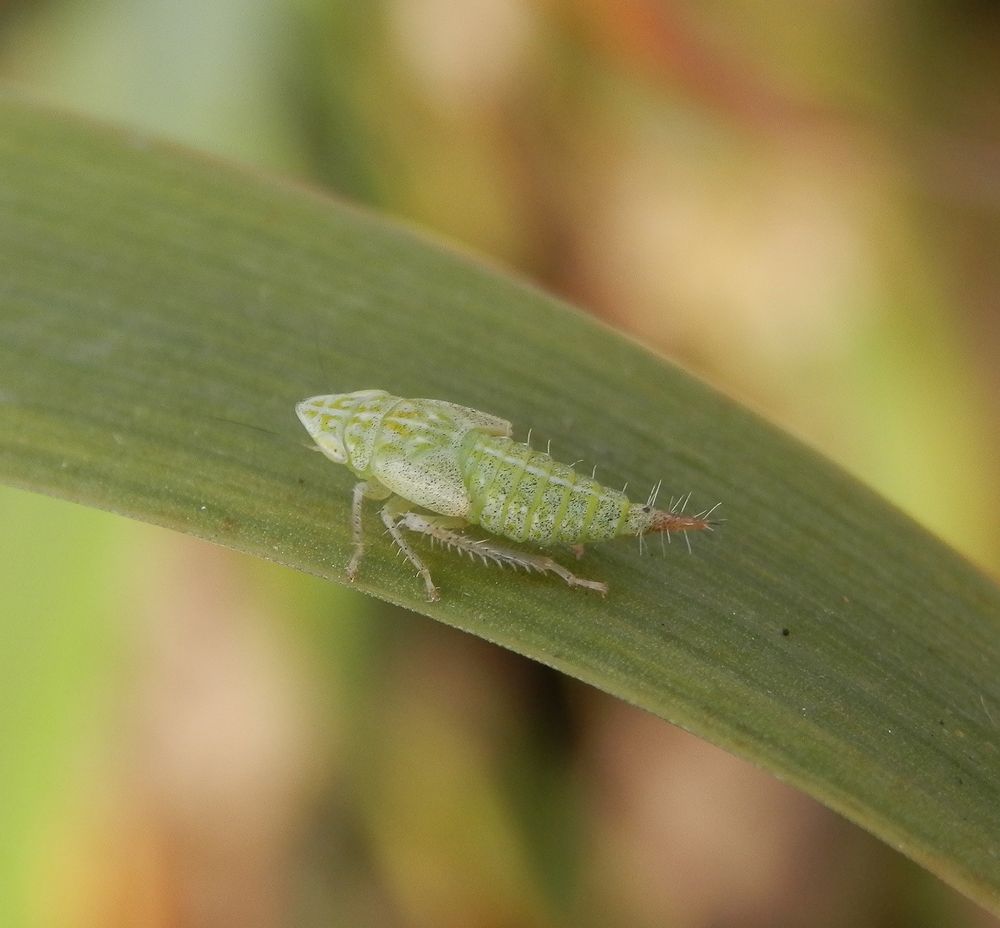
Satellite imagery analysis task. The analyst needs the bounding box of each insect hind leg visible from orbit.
[398,513,608,597]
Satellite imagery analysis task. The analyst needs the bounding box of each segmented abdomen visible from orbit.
[460,434,630,545]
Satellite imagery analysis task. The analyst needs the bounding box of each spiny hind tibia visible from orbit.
[296,390,718,601]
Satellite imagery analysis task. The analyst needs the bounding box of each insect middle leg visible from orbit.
[397,513,608,596]
[380,496,441,602]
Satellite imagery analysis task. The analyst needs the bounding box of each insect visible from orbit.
[296,390,717,601]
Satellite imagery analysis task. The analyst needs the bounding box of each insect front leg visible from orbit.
[381,496,441,602]
[347,479,392,583]
[397,513,608,596]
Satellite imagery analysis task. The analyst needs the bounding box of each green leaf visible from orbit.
[1,96,998,913]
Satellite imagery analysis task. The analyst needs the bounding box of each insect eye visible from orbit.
[317,433,347,464]
[643,505,651,513]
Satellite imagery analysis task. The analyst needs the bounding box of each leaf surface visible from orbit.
[1,97,998,913]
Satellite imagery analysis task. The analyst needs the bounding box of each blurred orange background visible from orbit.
[1,1,998,925]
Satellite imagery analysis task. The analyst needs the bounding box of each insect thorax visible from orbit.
[339,391,401,474]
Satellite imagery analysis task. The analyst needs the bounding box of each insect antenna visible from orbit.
[199,413,315,452]
[202,415,276,437]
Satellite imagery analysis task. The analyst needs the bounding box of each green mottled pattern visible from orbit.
[342,390,397,472]
[297,390,648,545]
[368,397,474,517]
[460,434,631,544]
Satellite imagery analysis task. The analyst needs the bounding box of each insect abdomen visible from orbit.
[460,434,629,545]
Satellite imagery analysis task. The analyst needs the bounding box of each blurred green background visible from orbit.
[1,0,998,925]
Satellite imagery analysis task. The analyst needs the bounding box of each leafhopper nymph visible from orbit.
[296,390,717,601]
